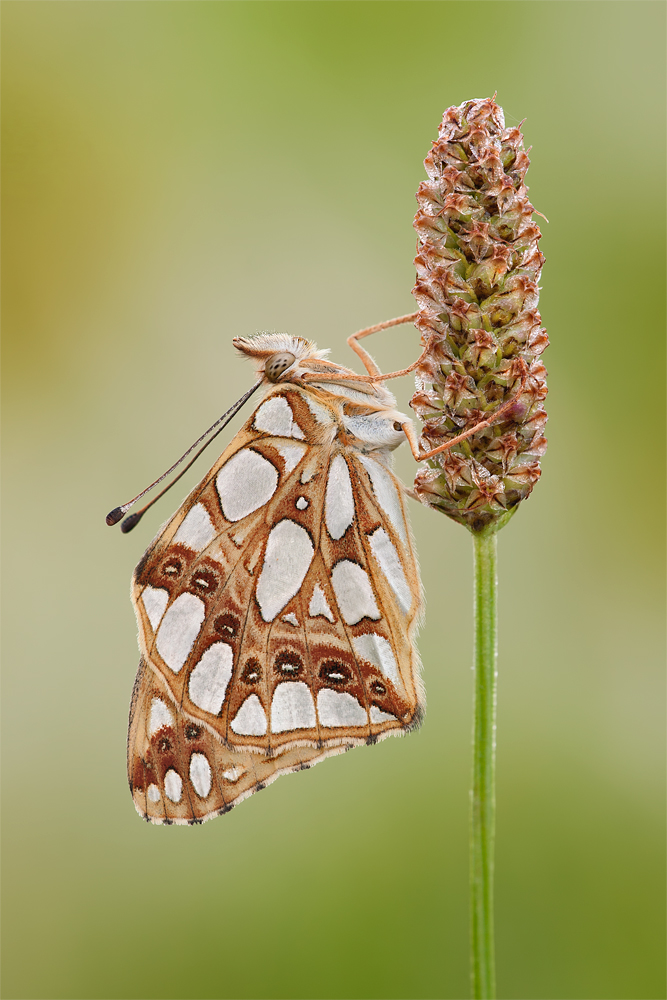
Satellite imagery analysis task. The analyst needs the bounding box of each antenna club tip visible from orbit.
[121,512,142,533]
[106,507,124,526]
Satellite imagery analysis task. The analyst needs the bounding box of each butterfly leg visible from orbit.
[346,314,529,457]
[347,312,421,378]
[300,312,426,387]
[399,366,529,462]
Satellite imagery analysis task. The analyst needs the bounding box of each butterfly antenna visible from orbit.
[106,379,263,529]
[119,418,236,533]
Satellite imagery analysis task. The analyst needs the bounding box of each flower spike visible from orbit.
[410,97,548,533]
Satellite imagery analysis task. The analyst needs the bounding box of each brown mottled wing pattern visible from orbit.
[129,383,422,821]
[128,658,348,824]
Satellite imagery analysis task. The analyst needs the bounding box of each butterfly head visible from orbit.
[233,334,331,384]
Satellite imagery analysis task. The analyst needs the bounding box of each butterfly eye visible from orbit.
[393,421,403,432]
[265,352,296,382]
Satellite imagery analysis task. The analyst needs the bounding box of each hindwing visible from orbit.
[128,658,349,824]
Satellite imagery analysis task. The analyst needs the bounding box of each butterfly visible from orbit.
[124,321,429,824]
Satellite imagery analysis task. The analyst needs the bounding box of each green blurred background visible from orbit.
[2,2,665,998]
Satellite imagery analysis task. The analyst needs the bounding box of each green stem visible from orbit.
[470,528,498,999]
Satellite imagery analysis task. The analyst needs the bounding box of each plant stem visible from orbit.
[470,528,498,999]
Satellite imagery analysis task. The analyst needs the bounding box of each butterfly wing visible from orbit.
[128,658,351,824]
[129,383,423,814]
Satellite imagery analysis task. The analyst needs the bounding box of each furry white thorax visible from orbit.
[234,333,330,366]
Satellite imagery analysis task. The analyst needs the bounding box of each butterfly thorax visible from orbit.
[234,333,407,456]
